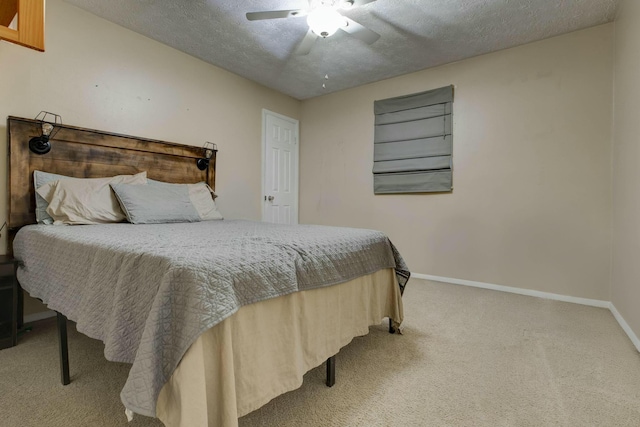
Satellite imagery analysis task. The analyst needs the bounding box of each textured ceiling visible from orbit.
[64,0,620,100]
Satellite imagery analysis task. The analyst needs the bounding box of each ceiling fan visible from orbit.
[246,0,381,55]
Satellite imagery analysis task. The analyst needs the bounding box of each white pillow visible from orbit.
[33,171,73,224]
[36,172,147,225]
[186,183,223,221]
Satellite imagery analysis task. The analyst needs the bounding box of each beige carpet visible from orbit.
[1,279,639,427]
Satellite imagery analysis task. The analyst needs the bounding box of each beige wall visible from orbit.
[0,0,300,315]
[300,25,614,300]
[612,1,640,340]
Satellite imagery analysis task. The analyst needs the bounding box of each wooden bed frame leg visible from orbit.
[56,311,70,385]
[326,356,335,387]
[389,318,395,334]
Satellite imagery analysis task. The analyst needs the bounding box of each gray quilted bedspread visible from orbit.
[13,220,409,418]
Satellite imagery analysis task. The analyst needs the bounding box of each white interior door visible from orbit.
[262,110,299,224]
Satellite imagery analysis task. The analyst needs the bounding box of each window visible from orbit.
[373,85,453,194]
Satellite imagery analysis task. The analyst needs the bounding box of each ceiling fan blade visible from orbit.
[294,28,318,55]
[352,0,377,6]
[246,10,306,21]
[341,17,380,45]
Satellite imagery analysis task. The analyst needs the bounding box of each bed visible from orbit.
[6,116,409,427]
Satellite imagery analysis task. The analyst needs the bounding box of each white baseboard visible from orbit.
[609,303,640,352]
[411,273,639,352]
[24,310,56,324]
[411,273,610,308]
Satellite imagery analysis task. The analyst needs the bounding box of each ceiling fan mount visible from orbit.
[246,0,380,55]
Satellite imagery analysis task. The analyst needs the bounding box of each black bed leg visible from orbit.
[56,311,70,385]
[389,318,395,334]
[326,356,335,387]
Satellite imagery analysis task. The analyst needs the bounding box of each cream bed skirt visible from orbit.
[155,268,403,427]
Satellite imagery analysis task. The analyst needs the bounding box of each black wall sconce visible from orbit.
[196,141,217,170]
[29,111,62,155]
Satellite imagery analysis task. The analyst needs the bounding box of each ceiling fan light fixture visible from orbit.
[307,6,346,38]
[340,0,354,10]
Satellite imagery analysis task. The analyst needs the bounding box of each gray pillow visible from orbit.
[111,182,202,224]
[148,179,223,220]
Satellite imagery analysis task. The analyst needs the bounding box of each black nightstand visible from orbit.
[0,255,18,350]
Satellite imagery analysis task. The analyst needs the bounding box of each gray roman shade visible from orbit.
[373,85,454,194]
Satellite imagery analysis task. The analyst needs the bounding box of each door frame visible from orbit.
[261,109,300,223]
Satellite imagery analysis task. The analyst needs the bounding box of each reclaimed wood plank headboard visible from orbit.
[7,116,217,231]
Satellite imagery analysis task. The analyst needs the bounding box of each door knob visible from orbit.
[267,195,274,202]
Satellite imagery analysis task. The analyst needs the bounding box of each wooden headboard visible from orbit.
[7,116,217,230]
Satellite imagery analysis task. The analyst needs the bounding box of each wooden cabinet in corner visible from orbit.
[0,0,45,52]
